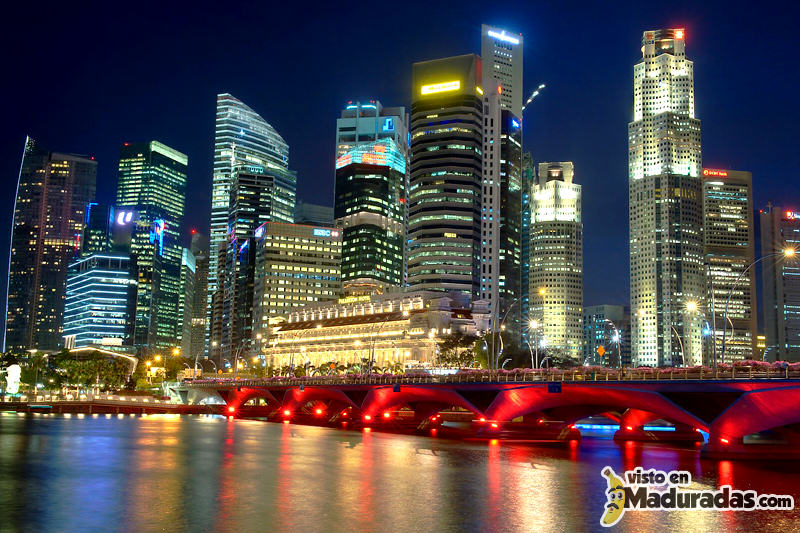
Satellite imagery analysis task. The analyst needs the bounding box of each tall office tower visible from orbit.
[210,93,293,306]
[760,205,800,361]
[531,162,583,361]
[628,28,703,367]
[116,140,187,353]
[480,25,523,117]
[408,55,483,295]
[178,248,196,356]
[520,152,534,344]
[480,25,524,342]
[228,170,296,240]
[63,255,137,349]
[335,100,409,158]
[217,236,256,362]
[82,203,114,255]
[702,168,756,362]
[189,231,209,358]
[335,138,406,295]
[251,222,342,343]
[583,305,631,367]
[4,137,97,352]
[295,200,334,226]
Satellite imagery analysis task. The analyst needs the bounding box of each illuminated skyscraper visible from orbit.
[531,162,583,360]
[82,203,114,255]
[62,254,137,349]
[760,205,800,361]
[480,24,523,117]
[210,93,293,308]
[178,247,196,356]
[335,101,408,159]
[702,169,756,362]
[408,54,483,295]
[4,137,97,351]
[335,138,406,294]
[189,231,209,358]
[116,140,187,352]
[520,152,534,344]
[628,28,703,366]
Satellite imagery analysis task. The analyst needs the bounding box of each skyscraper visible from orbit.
[335,101,409,159]
[408,54,483,295]
[82,203,114,255]
[210,94,293,307]
[480,25,524,341]
[116,140,187,353]
[480,24,523,117]
[520,152,534,344]
[335,138,406,294]
[62,254,137,349]
[628,28,703,367]
[702,169,756,363]
[760,205,800,361]
[583,304,631,367]
[4,137,97,351]
[189,231,209,359]
[178,247,196,357]
[531,162,583,361]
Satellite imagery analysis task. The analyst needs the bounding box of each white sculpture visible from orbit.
[2,364,22,394]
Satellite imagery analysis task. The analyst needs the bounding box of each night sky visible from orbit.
[1,1,798,325]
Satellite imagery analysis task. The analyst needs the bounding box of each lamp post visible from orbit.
[528,319,540,369]
[720,248,796,363]
[604,319,621,370]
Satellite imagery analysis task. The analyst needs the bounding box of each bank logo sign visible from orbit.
[600,466,794,527]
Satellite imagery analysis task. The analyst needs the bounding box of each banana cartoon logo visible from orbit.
[601,466,626,527]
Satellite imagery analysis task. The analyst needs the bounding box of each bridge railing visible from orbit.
[188,365,800,388]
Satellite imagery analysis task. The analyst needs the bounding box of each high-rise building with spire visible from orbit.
[628,28,703,366]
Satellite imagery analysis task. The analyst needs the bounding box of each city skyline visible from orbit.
[1,2,799,335]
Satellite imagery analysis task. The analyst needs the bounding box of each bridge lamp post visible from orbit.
[720,248,796,364]
[528,319,541,369]
[538,338,550,368]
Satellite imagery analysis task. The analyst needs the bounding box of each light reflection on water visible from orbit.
[1,414,799,532]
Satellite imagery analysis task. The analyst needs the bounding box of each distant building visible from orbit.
[63,254,137,349]
[295,200,334,226]
[520,153,534,345]
[531,162,583,361]
[178,248,196,357]
[189,231,209,358]
[116,140,187,353]
[702,169,756,363]
[263,291,489,370]
[4,137,97,352]
[760,205,800,361]
[583,305,631,367]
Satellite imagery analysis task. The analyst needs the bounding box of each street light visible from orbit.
[720,248,796,364]
[528,319,541,369]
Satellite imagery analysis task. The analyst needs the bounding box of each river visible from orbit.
[1,412,798,532]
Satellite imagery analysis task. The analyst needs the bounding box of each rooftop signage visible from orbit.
[421,81,460,95]
[487,29,520,45]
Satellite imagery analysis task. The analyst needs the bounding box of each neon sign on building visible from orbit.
[421,81,460,95]
[335,138,406,174]
[702,169,728,177]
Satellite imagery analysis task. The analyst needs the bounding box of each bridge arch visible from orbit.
[710,385,800,441]
[484,384,709,431]
[360,386,484,419]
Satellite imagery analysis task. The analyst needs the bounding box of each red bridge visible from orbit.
[183,368,800,459]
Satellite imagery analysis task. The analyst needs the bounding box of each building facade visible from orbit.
[178,247,196,357]
[335,138,406,294]
[250,222,343,349]
[760,205,800,361]
[480,24,523,117]
[520,152,534,345]
[702,169,756,363]
[189,231,209,358]
[531,162,583,361]
[335,100,409,159]
[583,305,631,367]
[116,140,187,353]
[262,291,490,371]
[628,28,704,367]
[408,54,483,295]
[4,137,97,351]
[82,203,114,255]
[62,255,137,349]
